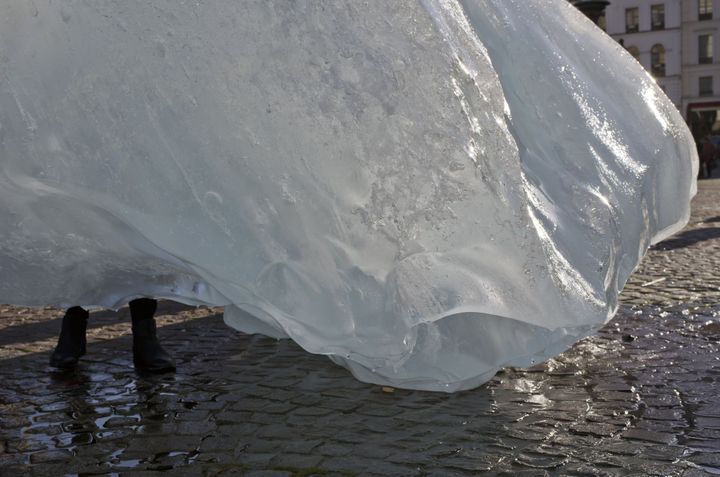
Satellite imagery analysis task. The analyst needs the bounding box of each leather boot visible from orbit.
[50,306,89,369]
[130,298,176,373]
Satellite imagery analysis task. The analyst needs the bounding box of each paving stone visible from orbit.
[29,449,74,464]
[290,406,335,417]
[0,453,28,466]
[695,417,720,429]
[282,439,323,454]
[270,452,324,469]
[570,423,620,438]
[216,423,260,437]
[643,408,683,421]
[622,429,677,445]
[244,471,293,477]
[321,456,416,475]
[688,452,720,467]
[5,181,720,475]
[515,451,567,469]
[125,436,202,454]
[176,420,216,435]
[198,435,236,452]
[232,400,295,415]
[236,452,277,467]
[316,443,353,457]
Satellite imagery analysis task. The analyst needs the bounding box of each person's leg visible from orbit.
[129,298,176,373]
[49,306,89,368]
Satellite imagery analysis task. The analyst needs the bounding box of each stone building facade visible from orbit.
[605,0,683,108]
[681,0,720,138]
[602,0,720,138]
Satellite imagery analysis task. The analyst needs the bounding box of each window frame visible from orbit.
[700,76,714,96]
[626,45,641,62]
[700,34,714,64]
[651,4,665,30]
[699,0,713,21]
[651,44,666,77]
[626,7,640,33]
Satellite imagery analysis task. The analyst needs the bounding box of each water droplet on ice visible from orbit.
[204,191,223,205]
[60,7,71,22]
[449,161,465,172]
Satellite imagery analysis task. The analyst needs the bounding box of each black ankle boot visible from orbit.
[50,306,89,369]
[129,299,176,373]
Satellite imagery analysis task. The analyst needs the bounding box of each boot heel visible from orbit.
[49,307,89,369]
[129,299,176,373]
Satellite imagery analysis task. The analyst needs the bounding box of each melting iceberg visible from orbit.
[0,0,697,391]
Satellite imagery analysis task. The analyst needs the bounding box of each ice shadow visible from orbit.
[0,301,198,348]
[652,227,720,251]
[0,305,686,475]
[0,310,540,474]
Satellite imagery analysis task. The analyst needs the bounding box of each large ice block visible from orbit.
[0,0,697,391]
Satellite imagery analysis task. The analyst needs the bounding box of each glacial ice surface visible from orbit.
[0,0,697,391]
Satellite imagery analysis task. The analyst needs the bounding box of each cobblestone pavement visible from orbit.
[2,182,720,476]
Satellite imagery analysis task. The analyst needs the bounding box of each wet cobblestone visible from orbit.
[2,181,720,475]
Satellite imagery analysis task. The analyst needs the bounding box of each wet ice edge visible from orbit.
[0,0,697,391]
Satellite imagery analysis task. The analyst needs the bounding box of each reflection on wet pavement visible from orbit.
[2,181,720,476]
[1,302,719,476]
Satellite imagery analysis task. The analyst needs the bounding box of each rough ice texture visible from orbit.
[0,0,697,391]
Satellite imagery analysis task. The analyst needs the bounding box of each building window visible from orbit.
[627,46,641,62]
[651,4,665,30]
[626,8,639,33]
[700,76,714,96]
[700,34,714,64]
[598,13,607,31]
[699,0,713,20]
[651,44,666,76]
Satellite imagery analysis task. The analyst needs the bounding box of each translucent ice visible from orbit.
[0,0,697,391]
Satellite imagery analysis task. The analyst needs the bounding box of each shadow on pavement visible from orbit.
[1,305,719,475]
[0,301,198,348]
[652,226,720,251]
